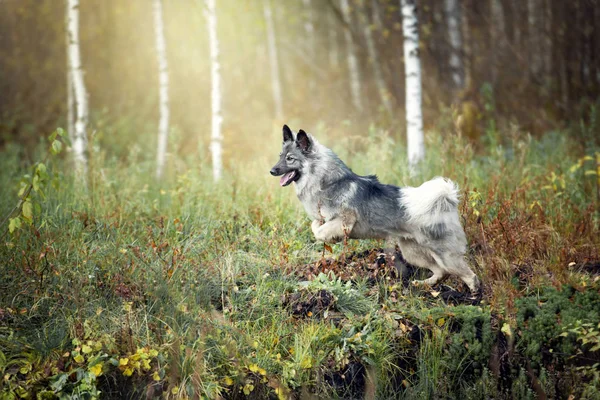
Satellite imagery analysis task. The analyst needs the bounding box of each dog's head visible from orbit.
[270,125,314,187]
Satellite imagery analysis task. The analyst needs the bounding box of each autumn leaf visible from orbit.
[89,363,103,376]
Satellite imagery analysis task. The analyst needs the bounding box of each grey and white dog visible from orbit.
[270,125,480,293]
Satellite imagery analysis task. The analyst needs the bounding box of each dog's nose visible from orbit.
[270,168,278,176]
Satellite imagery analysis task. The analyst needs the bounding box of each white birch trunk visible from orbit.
[444,0,463,90]
[263,0,283,119]
[153,0,170,180]
[401,0,424,166]
[327,10,339,69]
[205,0,223,182]
[359,0,392,114]
[66,0,88,180]
[340,0,363,111]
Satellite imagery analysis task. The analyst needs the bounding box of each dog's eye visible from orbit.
[286,155,294,161]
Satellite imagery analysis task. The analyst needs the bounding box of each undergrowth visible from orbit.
[0,120,599,399]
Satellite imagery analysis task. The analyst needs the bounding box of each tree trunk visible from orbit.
[359,0,393,115]
[65,4,75,147]
[263,0,283,119]
[340,0,363,111]
[401,0,424,167]
[66,0,88,182]
[205,0,223,182]
[527,0,542,77]
[153,0,170,181]
[444,0,464,91]
[490,0,505,86]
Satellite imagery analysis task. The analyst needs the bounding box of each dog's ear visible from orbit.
[282,125,293,143]
[296,130,312,152]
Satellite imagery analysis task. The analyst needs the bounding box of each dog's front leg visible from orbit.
[311,212,356,243]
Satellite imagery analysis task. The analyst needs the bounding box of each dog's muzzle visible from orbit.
[270,168,281,176]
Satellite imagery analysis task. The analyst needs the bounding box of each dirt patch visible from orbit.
[294,248,401,283]
[293,248,482,306]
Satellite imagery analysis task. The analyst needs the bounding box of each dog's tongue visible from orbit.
[280,171,296,187]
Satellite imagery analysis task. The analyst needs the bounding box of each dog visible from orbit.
[270,125,480,293]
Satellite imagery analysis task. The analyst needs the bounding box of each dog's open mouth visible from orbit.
[280,170,299,187]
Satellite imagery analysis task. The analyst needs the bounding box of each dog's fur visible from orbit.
[270,125,480,292]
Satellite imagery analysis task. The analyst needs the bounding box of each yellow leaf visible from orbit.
[22,200,33,222]
[248,364,260,373]
[153,371,161,381]
[119,357,129,366]
[437,317,445,327]
[74,354,85,363]
[243,384,255,395]
[501,322,512,338]
[82,345,92,354]
[171,386,179,395]
[223,376,233,386]
[123,367,134,377]
[149,349,158,358]
[89,363,103,376]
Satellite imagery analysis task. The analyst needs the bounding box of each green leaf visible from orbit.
[49,130,57,142]
[9,217,22,234]
[51,140,62,155]
[36,163,47,178]
[22,200,33,223]
[32,174,40,192]
[56,127,66,137]
[18,182,27,198]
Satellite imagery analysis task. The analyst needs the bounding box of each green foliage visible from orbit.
[516,286,600,368]
[0,122,598,399]
[2,128,67,237]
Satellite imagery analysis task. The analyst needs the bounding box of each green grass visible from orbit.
[0,121,599,399]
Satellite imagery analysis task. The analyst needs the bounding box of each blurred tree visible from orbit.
[66,0,89,183]
[205,0,223,182]
[444,0,464,93]
[340,0,363,112]
[153,0,170,181]
[263,0,283,119]
[359,0,393,115]
[401,0,424,167]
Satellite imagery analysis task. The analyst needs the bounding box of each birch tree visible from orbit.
[444,0,464,90]
[263,0,283,119]
[65,5,75,146]
[400,0,424,166]
[340,0,363,111]
[153,0,170,180]
[66,0,89,181]
[205,0,223,182]
[359,0,392,115]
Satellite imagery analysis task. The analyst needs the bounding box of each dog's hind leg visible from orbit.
[398,238,447,287]
[439,253,480,293]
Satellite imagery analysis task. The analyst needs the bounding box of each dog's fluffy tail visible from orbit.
[402,177,460,225]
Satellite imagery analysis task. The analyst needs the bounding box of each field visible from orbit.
[1,119,599,399]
